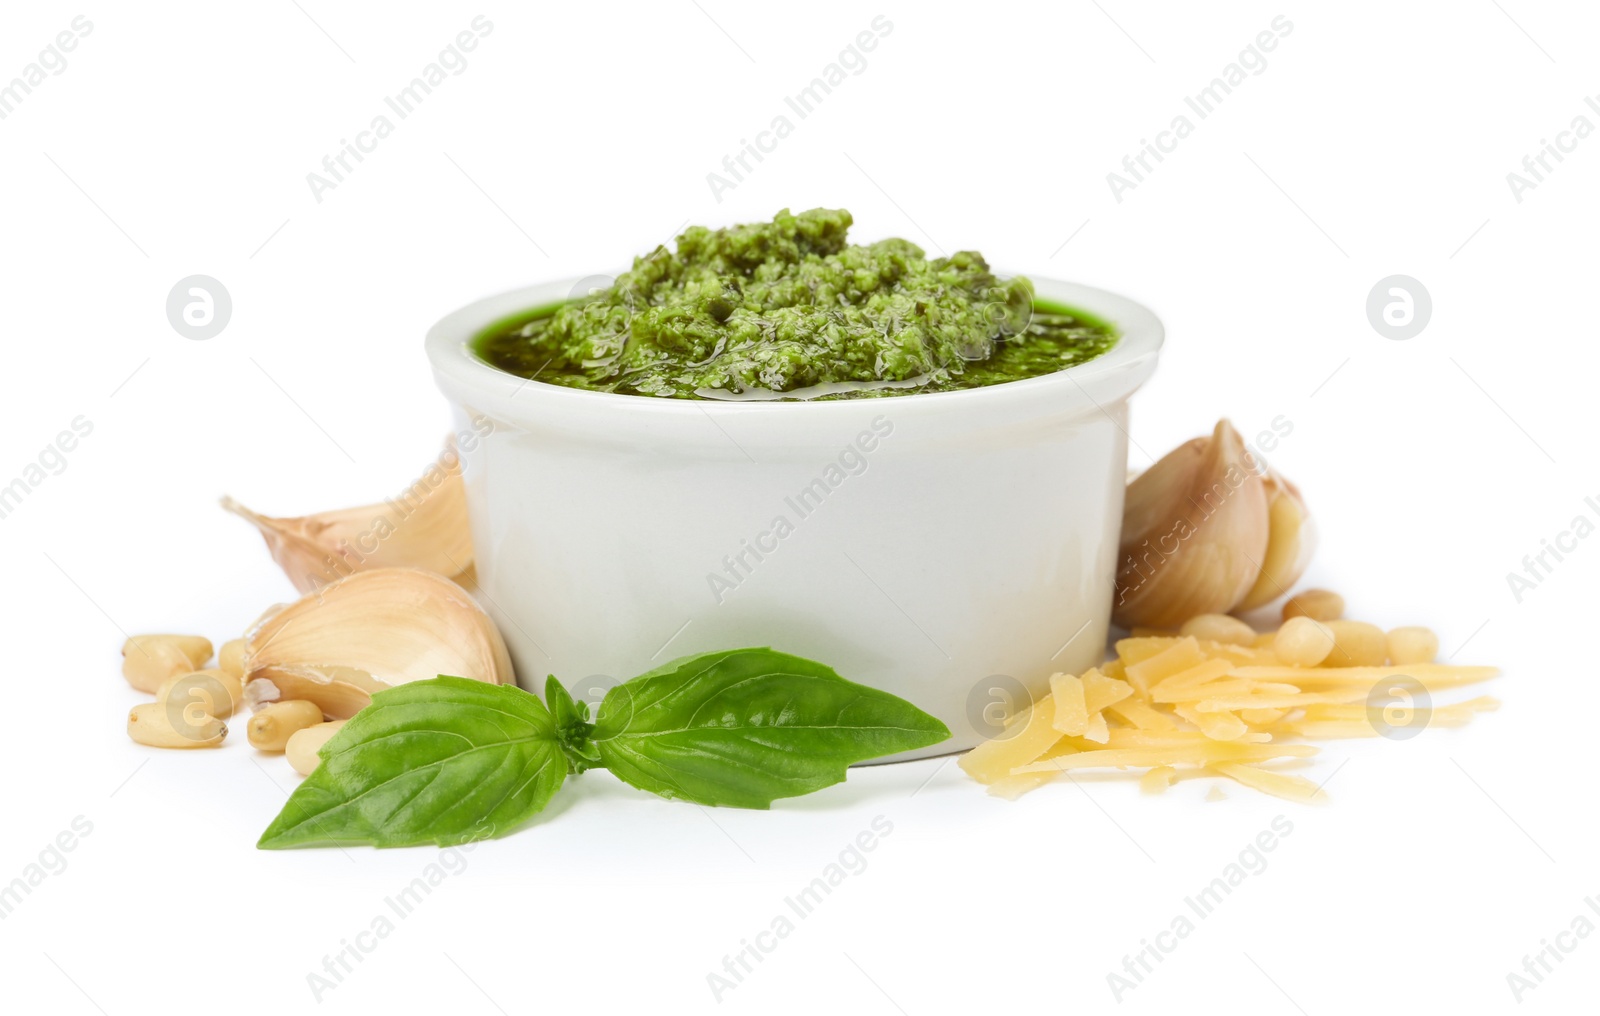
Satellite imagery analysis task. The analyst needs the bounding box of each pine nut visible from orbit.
[1282,589,1344,623]
[286,721,346,776]
[157,668,242,720]
[1322,620,1388,667]
[219,638,247,680]
[1274,617,1336,667]
[249,700,326,752]
[1387,626,1440,665]
[127,701,226,749]
[121,635,211,694]
[134,634,211,667]
[1178,614,1258,645]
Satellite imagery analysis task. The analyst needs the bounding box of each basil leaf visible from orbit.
[545,674,601,773]
[257,676,566,850]
[590,648,950,808]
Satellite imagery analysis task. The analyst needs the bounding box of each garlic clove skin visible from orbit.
[221,446,474,595]
[1113,420,1270,629]
[1235,471,1317,612]
[242,568,513,719]
[1117,436,1204,549]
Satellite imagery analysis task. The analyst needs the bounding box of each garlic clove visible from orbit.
[1113,420,1270,629]
[242,567,513,719]
[1118,436,1204,548]
[1235,471,1317,612]
[221,445,474,595]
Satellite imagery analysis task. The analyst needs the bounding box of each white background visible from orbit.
[1,1,1595,1012]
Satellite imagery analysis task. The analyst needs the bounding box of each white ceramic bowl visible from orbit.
[426,278,1162,761]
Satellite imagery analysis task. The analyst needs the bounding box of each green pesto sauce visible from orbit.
[472,208,1117,401]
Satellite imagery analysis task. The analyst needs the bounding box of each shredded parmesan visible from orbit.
[959,617,1499,802]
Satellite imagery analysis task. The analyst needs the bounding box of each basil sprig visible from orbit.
[258,648,949,849]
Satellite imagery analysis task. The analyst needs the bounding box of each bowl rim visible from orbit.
[425,275,1164,424]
